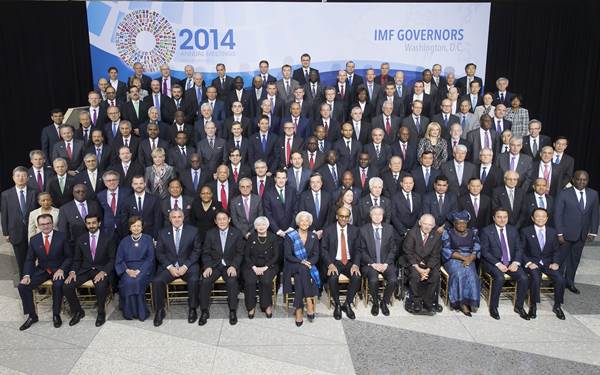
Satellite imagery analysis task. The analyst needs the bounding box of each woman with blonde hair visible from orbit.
[144,147,176,200]
[417,122,448,169]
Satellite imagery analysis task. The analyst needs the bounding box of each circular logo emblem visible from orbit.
[115,9,176,72]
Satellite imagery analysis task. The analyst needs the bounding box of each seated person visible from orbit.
[242,216,280,319]
[63,214,115,327]
[441,210,480,316]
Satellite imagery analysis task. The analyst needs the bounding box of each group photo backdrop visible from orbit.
[87,1,491,86]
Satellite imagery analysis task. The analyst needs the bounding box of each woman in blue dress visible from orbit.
[115,216,155,321]
[441,210,480,316]
[283,211,320,327]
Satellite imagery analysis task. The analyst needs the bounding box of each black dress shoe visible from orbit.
[553,306,566,320]
[528,304,537,319]
[307,313,315,322]
[95,313,106,327]
[188,308,197,324]
[434,304,443,313]
[333,304,342,320]
[265,307,273,319]
[248,309,255,319]
[380,301,390,316]
[69,310,85,326]
[53,314,62,328]
[153,309,166,327]
[295,319,303,327]
[489,307,500,320]
[19,315,38,331]
[229,311,238,325]
[343,302,356,320]
[567,286,581,294]
[514,307,530,320]
[198,310,209,326]
[371,302,379,316]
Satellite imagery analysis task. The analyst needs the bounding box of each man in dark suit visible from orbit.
[199,210,244,325]
[138,123,170,168]
[180,154,209,197]
[403,214,442,314]
[47,158,75,208]
[143,80,170,123]
[318,150,344,193]
[375,62,394,86]
[87,130,113,172]
[404,81,433,117]
[491,104,513,134]
[301,137,325,171]
[277,121,305,169]
[358,177,392,225]
[522,120,552,160]
[348,106,372,144]
[1,167,38,276]
[492,170,526,227]
[248,115,280,173]
[282,101,312,139]
[321,207,361,320]
[196,121,226,176]
[446,123,473,162]
[222,103,253,139]
[372,101,401,145]
[76,110,96,147]
[363,128,391,172]
[492,77,515,106]
[480,208,530,321]
[466,115,498,164]
[264,169,298,236]
[120,86,150,129]
[201,86,228,124]
[298,173,333,237]
[168,131,196,172]
[391,174,422,237]
[110,121,140,165]
[97,170,131,239]
[208,166,238,211]
[411,151,440,195]
[287,152,311,196]
[292,53,318,86]
[129,62,152,91]
[401,100,430,140]
[462,80,483,113]
[227,147,251,186]
[334,70,354,108]
[152,209,202,326]
[360,68,383,106]
[41,109,64,163]
[345,60,364,90]
[380,156,404,198]
[52,125,85,173]
[182,73,207,120]
[497,136,532,188]
[440,144,476,196]
[477,147,503,197]
[17,215,71,330]
[74,154,105,201]
[160,179,193,227]
[522,178,555,226]
[376,83,404,119]
[458,178,492,230]
[27,150,54,192]
[123,176,163,239]
[455,63,484,96]
[257,59,277,88]
[554,171,599,293]
[358,206,398,316]
[304,70,325,104]
[226,78,252,118]
[230,178,263,239]
[552,136,575,188]
[58,184,101,249]
[352,152,379,196]
[422,175,458,231]
[211,63,234,101]
[527,146,565,196]
[431,99,460,138]
[521,208,566,320]
[162,85,188,124]
[108,146,144,188]
[107,66,128,102]
[63,214,115,327]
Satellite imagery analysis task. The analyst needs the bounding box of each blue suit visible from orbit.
[281,115,311,139]
[248,132,280,173]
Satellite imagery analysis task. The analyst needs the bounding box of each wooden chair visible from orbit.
[439,266,449,305]
[283,277,317,312]
[527,272,556,304]
[33,280,57,312]
[362,274,394,307]
[166,278,188,309]
[75,279,113,309]
[326,274,359,309]
[480,272,517,306]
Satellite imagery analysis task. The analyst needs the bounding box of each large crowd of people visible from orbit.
[2,55,598,332]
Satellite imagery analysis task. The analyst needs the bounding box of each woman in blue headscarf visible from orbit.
[441,210,480,316]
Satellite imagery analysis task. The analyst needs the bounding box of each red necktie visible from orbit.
[293,117,298,132]
[543,164,551,193]
[340,85,345,98]
[220,184,228,209]
[233,167,239,183]
[309,154,315,169]
[385,117,391,135]
[37,171,43,191]
[44,235,51,274]
[259,180,265,198]
[401,143,407,160]
[110,192,116,216]
[361,169,367,188]
[423,233,429,246]
[286,138,292,165]
[66,142,73,159]
[174,199,179,209]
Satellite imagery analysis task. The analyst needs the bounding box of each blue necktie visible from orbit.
[538,229,545,251]
[375,228,382,263]
[554,155,560,164]
[579,191,585,210]
[175,228,181,254]
[196,87,202,105]
[314,193,320,219]
[538,196,545,209]
[19,190,26,217]
[261,134,267,153]
[425,168,430,186]
[138,196,142,213]
[193,170,199,191]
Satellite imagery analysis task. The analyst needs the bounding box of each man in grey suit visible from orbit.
[440,144,477,196]
[1,167,38,276]
[276,64,300,105]
[230,178,263,239]
[497,136,533,188]
[196,121,226,176]
[358,178,391,225]
[456,99,479,135]
[466,114,498,164]
[52,125,85,174]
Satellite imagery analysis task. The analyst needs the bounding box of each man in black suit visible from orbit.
[129,62,152,91]
[361,68,383,106]
[411,151,440,195]
[102,105,123,145]
[334,123,361,171]
[358,206,398,316]
[229,178,263,239]
[223,102,252,139]
[304,70,325,104]
[152,209,202,326]
[75,111,95,149]
[521,208,566,320]
[298,173,332,238]
[107,66,128,102]
[492,170,526,227]
[27,150,54,192]
[401,100,430,140]
[527,146,565,196]
[522,120,551,160]
[182,73,207,121]
[17,214,71,330]
[226,78,252,118]
[47,158,75,208]
[110,121,140,165]
[492,77,515,106]
[168,131,195,172]
[522,178,555,226]
[199,210,244,325]
[74,154,105,201]
[391,174,422,237]
[180,153,208,197]
[375,62,394,86]
[97,170,132,239]
[120,86,150,129]
[292,53,318,86]
[422,175,458,232]
[318,150,344,193]
[446,123,472,162]
[480,208,530,320]
[63,214,115,327]
[458,178,492,230]
[404,81,433,117]
[373,100,401,145]
[41,109,64,162]
[334,70,353,108]
[363,128,391,172]
[208,165,237,211]
[87,130,113,172]
[348,106,372,145]
[122,175,162,239]
[477,147,503,197]
[345,60,364,91]
[490,104,513,135]
[160,179,193,227]
[102,86,125,116]
[196,121,226,176]
[380,156,404,198]
[211,63,234,101]
[277,121,305,169]
[455,63,483,96]
[162,84,187,125]
[302,137,325,171]
[1,167,38,276]
[52,125,85,174]
[138,123,170,168]
[109,146,144,188]
[431,64,446,92]
[264,169,298,237]
[227,147,251,186]
[403,214,442,315]
[440,144,476,196]
[555,171,599,293]
[143,80,170,123]
[352,152,379,196]
[159,64,177,97]
[553,136,575,188]
[466,115,498,165]
[257,59,277,88]
[431,99,460,138]
[463,80,483,113]
[358,177,392,225]
[321,207,361,320]
[58,184,101,249]
[248,115,279,173]
[316,87,346,125]
[376,83,404,119]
